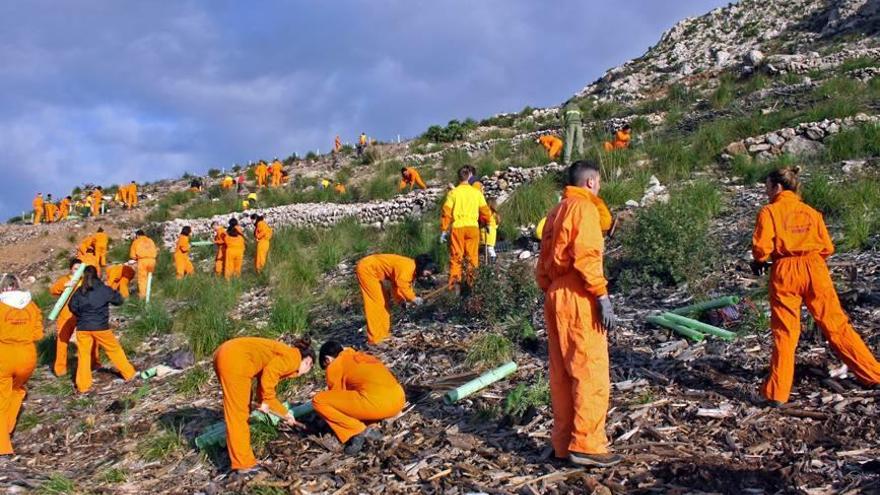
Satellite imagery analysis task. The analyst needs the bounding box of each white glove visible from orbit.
[439,232,448,244]
[411,297,424,307]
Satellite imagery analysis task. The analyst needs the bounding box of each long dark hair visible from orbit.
[79,265,100,293]
[291,337,315,364]
[180,226,191,236]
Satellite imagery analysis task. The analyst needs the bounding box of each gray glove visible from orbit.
[411,297,424,307]
[439,232,448,244]
[598,296,616,332]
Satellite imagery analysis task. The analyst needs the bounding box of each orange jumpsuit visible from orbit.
[32,196,44,225]
[441,183,491,287]
[224,235,245,278]
[255,163,269,187]
[129,235,157,299]
[105,264,135,298]
[213,226,227,275]
[603,129,631,152]
[536,186,610,458]
[213,337,302,470]
[174,234,194,279]
[44,202,57,223]
[0,295,43,455]
[334,136,342,152]
[94,231,109,271]
[398,167,427,191]
[49,275,98,376]
[312,348,405,442]
[334,183,346,194]
[91,189,102,216]
[539,135,563,160]
[355,254,418,344]
[270,161,283,187]
[77,235,100,270]
[58,198,70,221]
[753,190,880,403]
[254,220,272,274]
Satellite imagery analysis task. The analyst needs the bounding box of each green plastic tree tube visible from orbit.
[671,296,740,316]
[646,315,704,342]
[190,240,214,247]
[145,273,153,304]
[195,401,314,450]
[662,312,736,341]
[48,264,87,321]
[443,361,518,405]
[139,366,159,380]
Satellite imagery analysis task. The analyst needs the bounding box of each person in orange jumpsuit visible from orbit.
[270,160,283,187]
[355,254,437,344]
[68,266,135,393]
[94,227,109,273]
[538,135,564,160]
[0,274,43,455]
[255,161,269,188]
[334,183,346,194]
[250,214,272,274]
[43,194,57,223]
[32,193,44,225]
[313,341,405,454]
[105,263,135,298]
[77,234,100,270]
[211,221,227,276]
[752,167,880,405]
[49,259,99,376]
[126,181,138,208]
[129,230,157,299]
[91,187,103,217]
[174,226,195,279]
[535,160,621,468]
[334,135,342,153]
[440,166,491,288]
[224,225,246,279]
[213,337,314,472]
[603,125,632,152]
[58,196,71,221]
[399,167,427,191]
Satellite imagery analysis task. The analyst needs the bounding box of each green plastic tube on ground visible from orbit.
[195,401,314,450]
[662,312,736,341]
[443,361,518,405]
[145,273,153,304]
[646,315,705,342]
[190,240,214,247]
[139,366,159,380]
[48,264,87,321]
[670,296,740,316]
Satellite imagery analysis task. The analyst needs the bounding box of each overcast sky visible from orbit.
[0,0,729,219]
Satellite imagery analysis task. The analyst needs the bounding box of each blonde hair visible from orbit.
[767,166,801,193]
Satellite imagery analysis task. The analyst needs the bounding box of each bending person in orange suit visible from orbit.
[129,230,157,299]
[752,167,880,405]
[251,214,272,274]
[105,263,135,299]
[213,337,314,473]
[212,221,227,276]
[270,160,283,187]
[223,225,246,279]
[44,195,58,224]
[58,196,71,221]
[440,166,491,288]
[77,234,100,270]
[313,341,405,455]
[0,274,43,455]
[355,254,437,345]
[538,135,563,160]
[49,259,99,376]
[398,167,427,191]
[174,226,195,279]
[603,125,632,152]
[536,160,621,468]
[32,193,44,225]
[91,187,103,217]
[68,266,135,393]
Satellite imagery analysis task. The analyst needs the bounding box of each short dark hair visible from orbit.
[567,160,601,187]
[457,166,472,183]
[97,227,104,233]
[136,229,145,236]
[415,254,437,277]
[69,258,82,269]
[181,226,191,236]
[250,214,258,220]
[319,340,344,369]
[228,218,238,227]
[401,168,408,174]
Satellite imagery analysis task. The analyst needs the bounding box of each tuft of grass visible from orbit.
[17,412,40,431]
[121,300,173,349]
[175,367,210,397]
[498,173,561,241]
[268,297,311,336]
[504,375,550,416]
[100,467,128,484]
[137,427,185,462]
[39,380,75,397]
[465,333,513,368]
[823,124,880,162]
[38,474,76,495]
[732,154,795,184]
[803,173,880,250]
[465,263,540,327]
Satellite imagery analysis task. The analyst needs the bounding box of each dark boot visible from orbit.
[344,434,366,455]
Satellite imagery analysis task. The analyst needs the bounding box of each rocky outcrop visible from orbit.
[722,113,880,162]
[763,47,880,75]
[160,163,565,248]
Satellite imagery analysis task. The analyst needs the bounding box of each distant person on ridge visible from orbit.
[32,192,44,225]
[255,161,269,188]
[44,194,57,223]
[561,99,584,164]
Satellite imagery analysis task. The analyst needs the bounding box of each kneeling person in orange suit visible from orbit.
[49,259,100,376]
[77,234,100,270]
[603,125,631,152]
[174,226,195,279]
[752,167,880,406]
[399,167,427,191]
[313,341,405,455]
[105,263,135,299]
[68,266,136,393]
[536,160,622,468]
[129,230,157,299]
[355,254,437,345]
[0,274,43,455]
[440,166,492,288]
[538,135,563,160]
[44,195,58,223]
[213,337,314,473]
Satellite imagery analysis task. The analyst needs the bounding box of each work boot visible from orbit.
[750,389,783,408]
[344,434,366,455]
[229,466,263,481]
[362,428,382,441]
[568,452,623,468]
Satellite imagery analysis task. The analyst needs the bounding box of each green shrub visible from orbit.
[137,428,185,462]
[803,174,880,250]
[268,297,311,335]
[175,367,210,397]
[423,119,478,143]
[38,474,76,495]
[732,154,795,184]
[617,181,723,288]
[465,263,540,326]
[504,375,550,416]
[823,124,880,162]
[465,333,513,368]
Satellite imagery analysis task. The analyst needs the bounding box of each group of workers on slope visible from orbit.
[31,182,139,226]
[534,101,632,164]
[203,215,274,279]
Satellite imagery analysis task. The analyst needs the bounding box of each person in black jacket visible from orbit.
[69,266,136,393]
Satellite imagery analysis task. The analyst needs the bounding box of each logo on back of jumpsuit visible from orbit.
[4,309,30,326]
[783,211,813,235]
